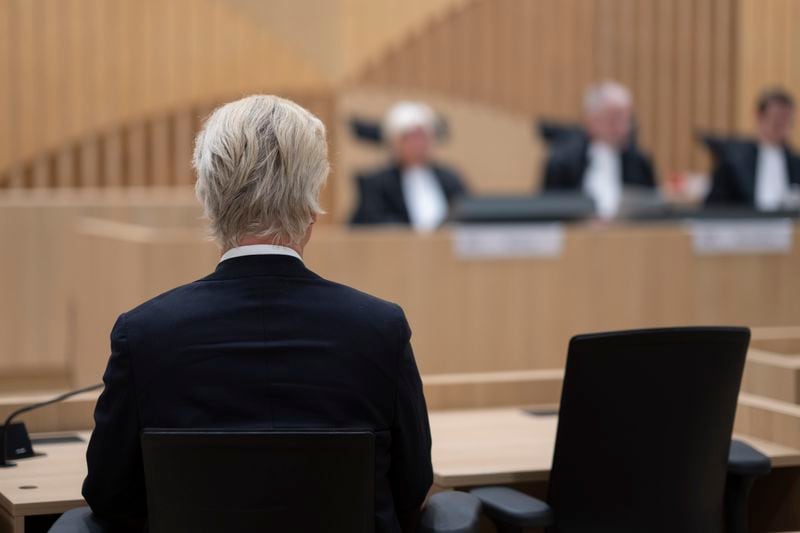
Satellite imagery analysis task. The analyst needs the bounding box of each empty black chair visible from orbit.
[471,327,770,533]
[51,430,480,533]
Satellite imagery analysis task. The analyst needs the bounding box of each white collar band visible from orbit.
[219,244,303,264]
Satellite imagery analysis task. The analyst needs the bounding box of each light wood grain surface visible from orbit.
[1,411,799,533]
[68,220,800,389]
[0,431,90,522]
[430,408,800,489]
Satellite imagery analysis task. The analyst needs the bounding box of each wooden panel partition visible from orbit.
[68,218,800,388]
[0,0,333,176]
[735,0,800,148]
[0,190,201,384]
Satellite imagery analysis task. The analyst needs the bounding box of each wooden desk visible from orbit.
[2,412,800,533]
[430,408,800,489]
[431,408,800,531]
[0,432,90,533]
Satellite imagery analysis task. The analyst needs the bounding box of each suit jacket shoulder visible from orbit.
[620,145,657,187]
[350,164,407,225]
[706,139,758,206]
[431,163,469,199]
[542,136,589,190]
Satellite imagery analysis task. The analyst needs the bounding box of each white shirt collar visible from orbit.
[219,244,303,264]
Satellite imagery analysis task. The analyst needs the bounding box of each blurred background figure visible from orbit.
[350,101,468,230]
[706,88,800,210]
[541,81,656,218]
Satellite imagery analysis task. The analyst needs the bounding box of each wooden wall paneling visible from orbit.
[554,0,577,117]
[571,0,594,119]
[691,0,713,170]
[495,0,513,110]
[125,124,148,187]
[0,0,8,182]
[1,0,337,178]
[634,0,657,160]
[459,0,478,101]
[617,0,638,91]
[40,0,59,157]
[148,118,173,187]
[103,131,125,188]
[431,7,453,97]
[31,158,50,189]
[674,0,694,175]
[348,0,749,187]
[63,221,800,386]
[521,0,538,116]
[712,0,734,132]
[538,0,558,117]
[762,1,780,96]
[734,0,800,146]
[78,138,99,188]
[654,0,676,178]
[15,0,36,165]
[594,0,616,81]
[173,111,195,186]
[90,0,109,143]
[57,145,77,189]
[792,0,800,146]
[499,0,517,111]
[515,0,533,115]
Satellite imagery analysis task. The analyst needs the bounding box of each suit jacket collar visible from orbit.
[385,164,410,221]
[578,138,641,186]
[205,254,320,281]
[386,162,450,219]
[733,141,800,202]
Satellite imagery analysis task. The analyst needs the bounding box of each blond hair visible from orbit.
[193,95,329,249]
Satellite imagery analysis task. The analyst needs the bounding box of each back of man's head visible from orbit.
[193,95,329,250]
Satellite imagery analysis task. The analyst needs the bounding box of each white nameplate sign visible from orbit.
[453,224,565,260]
[689,219,794,255]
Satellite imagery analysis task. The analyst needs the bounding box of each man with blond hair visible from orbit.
[82,95,432,532]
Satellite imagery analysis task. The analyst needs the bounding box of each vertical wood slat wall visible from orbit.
[3,0,800,195]
[736,0,800,148]
[0,93,337,214]
[358,0,743,179]
[0,0,331,180]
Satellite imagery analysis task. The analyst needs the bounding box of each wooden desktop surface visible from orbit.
[2,412,800,532]
[430,408,800,488]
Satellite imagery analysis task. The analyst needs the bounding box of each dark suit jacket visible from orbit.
[83,254,432,533]
[350,163,468,226]
[541,135,657,192]
[705,139,800,207]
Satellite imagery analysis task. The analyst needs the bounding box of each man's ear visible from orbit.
[311,213,319,224]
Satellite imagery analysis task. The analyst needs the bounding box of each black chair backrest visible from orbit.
[548,327,749,533]
[141,430,375,533]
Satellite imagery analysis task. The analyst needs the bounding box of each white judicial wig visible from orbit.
[383,101,437,140]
